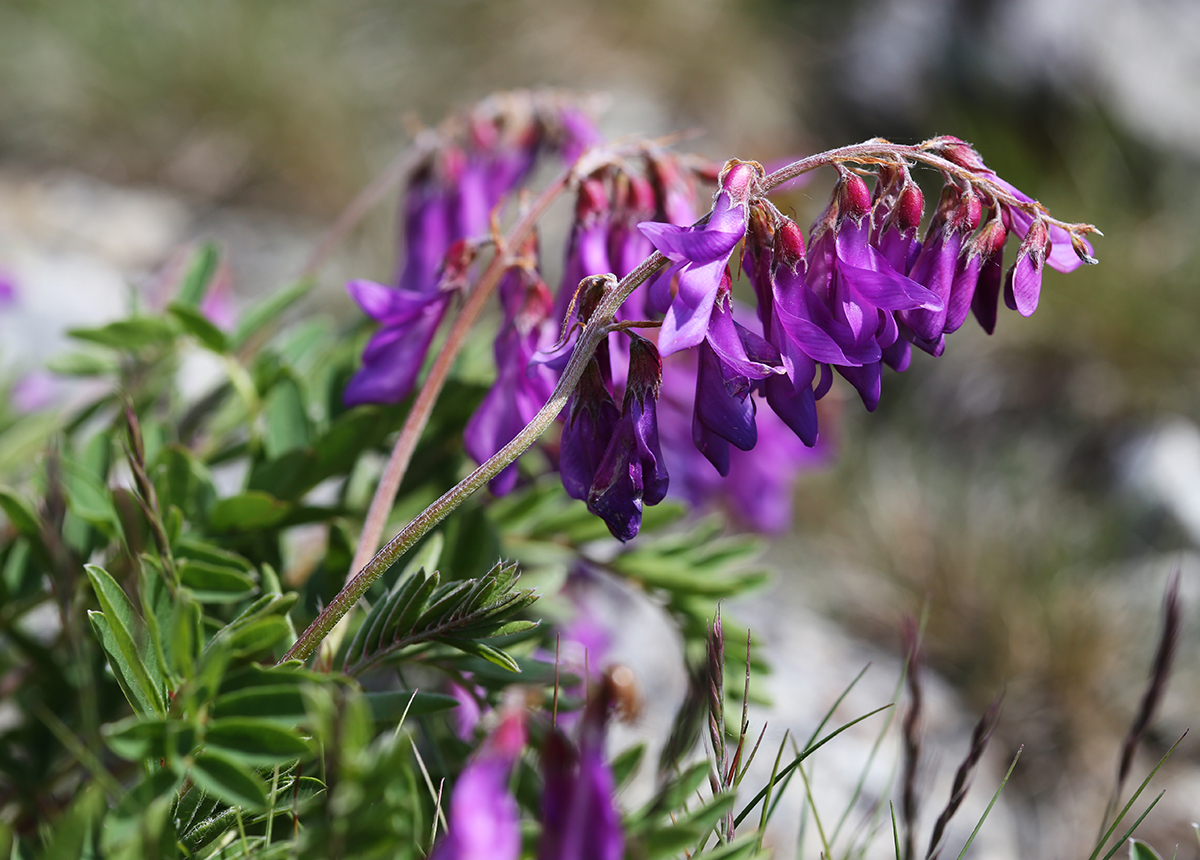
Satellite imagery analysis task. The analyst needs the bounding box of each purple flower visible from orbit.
[343,276,453,407]
[555,178,613,323]
[899,184,982,347]
[464,259,560,495]
[925,136,1094,273]
[638,160,762,355]
[586,335,669,541]
[1003,217,1051,317]
[0,272,16,309]
[431,712,526,860]
[804,173,943,410]
[539,675,625,860]
[560,358,621,503]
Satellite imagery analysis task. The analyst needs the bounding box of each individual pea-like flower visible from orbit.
[898,183,982,352]
[464,250,560,496]
[559,357,621,503]
[430,711,526,860]
[539,671,626,860]
[638,159,763,355]
[1003,217,1051,317]
[586,334,670,542]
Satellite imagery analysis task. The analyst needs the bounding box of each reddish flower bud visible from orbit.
[924,135,989,172]
[775,218,807,267]
[837,171,873,222]
[897,182,925,233]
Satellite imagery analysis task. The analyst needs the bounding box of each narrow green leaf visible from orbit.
[44,351,119,376]
[437,637,521,673]
[86,565,165,715]
[212,686,308,723]
[0,487,40,539]
[262,374,310,458]
[69,317,178,350]
[102,716,171,761]
[179,560,257,603]
[1130,840,1165,860]
[169,303,228,352]
[224,616,290,656]
[190,751,269,810]
[232,278,313,348]
[610,743,646,792]
[204,718,312,764]
[209,491,291,532]
[176,241,220,306]
[365,690,460,723]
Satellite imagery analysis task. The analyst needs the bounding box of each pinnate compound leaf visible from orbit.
[343,560,537,676]
[190,751,269,811]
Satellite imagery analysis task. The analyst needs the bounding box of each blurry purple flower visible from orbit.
[198,264,238,330]
[557,106,605,165]
[644,149,698,228]
[449,680,485,741]
[431,711,526,860]
[464,259,559,495]
[556,178,613,323]
[638,160,762,355]
[343,278,453,407]
[539,676,624,860]
[0,271,16,308]
[586,335,669,541]
[658,350,831,533]
[11,371,62,414]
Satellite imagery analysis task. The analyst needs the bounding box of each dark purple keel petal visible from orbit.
[837,361,882,412]
[692,410,732,476]
[587,428,644,542]
[943,252,982,334]
[560,363,621,501]
[765,375,818,447]
[881,338,911,372]
[694,341,757,451]
[971,254,1003,334]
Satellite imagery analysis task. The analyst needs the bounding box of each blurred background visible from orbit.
[1,0,1199,856]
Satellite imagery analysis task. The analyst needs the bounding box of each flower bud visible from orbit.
[924,135,989,172]
[775,218,807,268]
[897,182,925,233]
[837,171,873,222]
[1004,218,1050,317]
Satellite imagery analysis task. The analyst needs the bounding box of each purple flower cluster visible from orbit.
[343,104,1094,539]
[345,93,602,407]
[429,676,626,860]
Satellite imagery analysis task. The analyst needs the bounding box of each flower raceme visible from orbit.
[342,100,1097,539]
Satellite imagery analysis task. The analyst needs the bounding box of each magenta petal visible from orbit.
[839,260,943,312]
[706,301,782,379]
[1005,252,1043,317]
[637,221,744,263]
[658,259,724,355]
[344,298,447,406]
[346,279,436,323]
[943,253,981,334]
